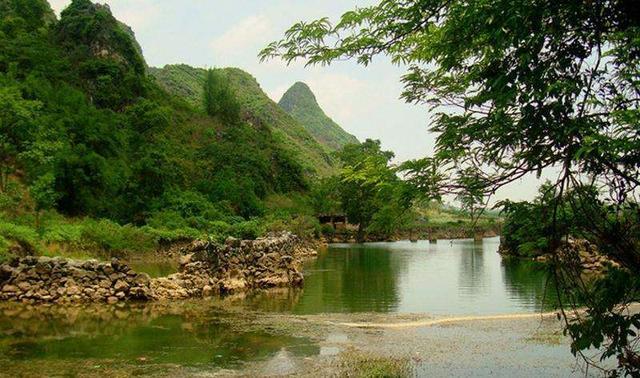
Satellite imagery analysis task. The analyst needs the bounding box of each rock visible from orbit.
[111,258,123,271]
[81,260,98,271]
[23,256,38,266]
[0,265,15,281]
[134,273,151,285]
[66,285,81,296]
[102,265,114,275]
[225,237,240,248]
[202,285,214,297]
[179,254,193,266]
[17,282,31,292]
[2,285,18,293]
[0,232,318,304]
[113,280,129,292]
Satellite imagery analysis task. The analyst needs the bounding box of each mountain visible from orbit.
[0,0,314,223]
[278,82,358,151]
[149,65,336,176]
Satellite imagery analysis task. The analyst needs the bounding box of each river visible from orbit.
[0,237,584,377]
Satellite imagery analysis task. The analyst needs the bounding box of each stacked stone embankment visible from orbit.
[0,257,153,304]
[0,232,318,304]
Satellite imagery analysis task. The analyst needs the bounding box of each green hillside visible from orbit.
[0,0,318,256]
[278,82,358,151]
[149,65,336,176]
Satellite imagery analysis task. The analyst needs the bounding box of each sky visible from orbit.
[48,0,549,203]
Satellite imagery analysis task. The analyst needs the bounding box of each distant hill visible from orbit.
[278,82,358,151]
[149,65,336,176]
[0,0,322,223]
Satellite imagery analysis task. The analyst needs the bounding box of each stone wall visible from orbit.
[0,257,153,304]
[0,232,318,304]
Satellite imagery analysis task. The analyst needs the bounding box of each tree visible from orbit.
[261,0,640,373]
[0,84,40,192]
[203,68,240,124]
[335,139,411,241]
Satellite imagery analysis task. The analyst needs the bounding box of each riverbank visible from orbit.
[0,300,592,377]
[0,232,320,304]
[325,226,501,243]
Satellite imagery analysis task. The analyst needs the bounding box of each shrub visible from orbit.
[321,224,336,236]
[207,220,231,236]
[289,215,321,239]
[0,235,10,262]
[147,210,190,230]
[0,220,39,254]
[42,222,83,244]
[229,220,263,240]
[80,219,156,256]
[140,226,201,245]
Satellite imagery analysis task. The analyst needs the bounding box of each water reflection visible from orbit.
[244,237,556,315]
[501,258,557,312]
[0,301,318,372]
[457,240,488,297]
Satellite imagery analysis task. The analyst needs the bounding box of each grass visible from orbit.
[0,212,206,261]
[338,349,413,377]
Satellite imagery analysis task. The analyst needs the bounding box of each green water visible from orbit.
[0,237,561,375]
[244,237,556,315]
[0,301,318,375]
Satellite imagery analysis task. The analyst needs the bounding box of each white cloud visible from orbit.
[107,0,161,30]
[47,1,160,31]
[210,15,273,65]
[306,73,378,124]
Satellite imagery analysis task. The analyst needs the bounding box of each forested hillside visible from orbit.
[0,0,324,257]
[149,65,337,175]
[278,82,358,151]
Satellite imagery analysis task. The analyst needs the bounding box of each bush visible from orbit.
[42,222,83,244]
[0,220,39,254]
[289,215,321,238]
[0,235,10,262]
[206,220,231,236]
[229,220,263,240]
[321,224,336,236]
[146,210,190,230]
[140,226,201,245]
[80,219,156,256]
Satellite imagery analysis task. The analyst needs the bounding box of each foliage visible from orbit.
[0,0,316,239]
[311,139,413,240]
[229,220,263,240]
[499,183,566,258]
[0,219,39,254]
[203,68,240,124]
[309,176,342,215]
[262,0,640,373]
[149,64,338,176]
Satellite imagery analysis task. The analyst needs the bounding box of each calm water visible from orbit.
[0,237,563,375]
[0,301,319,374]
[244,236,556,315]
